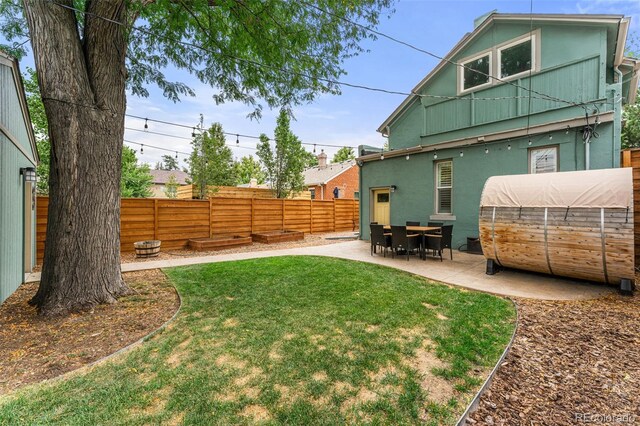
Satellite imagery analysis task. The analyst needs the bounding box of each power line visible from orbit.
[298,0,583,107]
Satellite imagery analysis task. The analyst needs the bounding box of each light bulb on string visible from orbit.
[548,133,553,140]
[406,154,410,160]
[313,144,316,153]
[507,144,511,150]
[380,153,384,160]
[459,151,464,157]
[175,151,178,159]
[433,151,438,160]
[192,127,196,138]
[484,146,489,154]
[144,118,148,130]
[140,144,144,154]
[528,139,532,146]
[236,134,239,145]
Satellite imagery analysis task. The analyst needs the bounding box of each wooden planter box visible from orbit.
[134,240,161,258]
[251,230,304,244]
[188,236,252,251]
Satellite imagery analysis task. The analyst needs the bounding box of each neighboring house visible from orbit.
[358,12,639,247]
[0,51,39,304]
[303,150,359,200]
[149,169,189,198]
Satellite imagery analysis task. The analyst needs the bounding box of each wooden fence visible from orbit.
[36,196,358,261]
[177,184,312,200]
[621,149,640,265]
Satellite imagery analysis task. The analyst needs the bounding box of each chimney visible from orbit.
[318,149,328,169]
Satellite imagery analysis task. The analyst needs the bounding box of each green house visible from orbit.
[1,51,39,304]
[358,13,639,248]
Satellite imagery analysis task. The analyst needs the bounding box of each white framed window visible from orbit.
[497,34,535,80]
[458,51,492,94]
[435,160,453,214]
[529,145,558,174]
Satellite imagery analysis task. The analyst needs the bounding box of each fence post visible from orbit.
[310,199,313,234]
[209,198,213,238]
[251,198,254,235]
[333,199,337,232]
[153,199,159,240]
[282,199,286,230]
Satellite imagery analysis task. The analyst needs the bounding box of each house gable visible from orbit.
[378,14,628,152]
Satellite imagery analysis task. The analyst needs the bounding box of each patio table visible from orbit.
[383,226,442,259]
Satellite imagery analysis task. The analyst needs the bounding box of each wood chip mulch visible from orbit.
[467,291,640,425]
[0,270,179,395]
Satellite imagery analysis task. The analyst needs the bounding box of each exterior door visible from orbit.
[372,189,390,225]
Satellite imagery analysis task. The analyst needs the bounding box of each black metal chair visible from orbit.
[424,225,453,261]
[370,224,391,257]
[406,221,420,236]
[390,225,421,261]
[370,222,378,225]
[427,222,443,227]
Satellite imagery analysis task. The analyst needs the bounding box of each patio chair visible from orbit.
[424,225,453,261]
[390,225,421,261]
[370,224,391,257]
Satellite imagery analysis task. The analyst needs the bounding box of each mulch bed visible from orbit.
[0,270,179,395]
[467,291,640,425]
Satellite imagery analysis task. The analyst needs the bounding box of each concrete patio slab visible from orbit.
[25,240,613,300]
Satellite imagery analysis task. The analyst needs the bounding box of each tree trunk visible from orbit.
[24,0,130,316]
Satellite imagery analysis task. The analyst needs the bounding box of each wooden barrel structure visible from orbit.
[479,168,634,286]
[134,240,161,258]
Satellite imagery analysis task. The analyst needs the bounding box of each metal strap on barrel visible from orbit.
[543,208,554,275]
[600,207,609,284]
[491,207,502,266]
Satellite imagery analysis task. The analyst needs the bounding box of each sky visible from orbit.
[13,0,640,167]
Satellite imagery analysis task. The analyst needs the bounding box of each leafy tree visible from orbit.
[235,155,266,185]
[332,146,355,163]
[155,154,179,171]
[257,110,306,198]
[164,174,179,198]
[23,68,50,194]
[622,90,640,148]
[120,147,153,198]
[0,0,393,315]
[188,122,237,198]
[302,150,319,168]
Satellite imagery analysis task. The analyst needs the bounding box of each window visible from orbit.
[377,192,389,203]
[529,146,558,174]
[461,52,491,92]
[354,191,359,200]
[498,37,532,79]
[310,188,315,200]
[435,161,453,214]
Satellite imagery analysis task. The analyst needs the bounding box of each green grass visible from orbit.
[0,257,515,425]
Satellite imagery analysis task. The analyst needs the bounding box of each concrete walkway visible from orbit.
[26,240,612,300]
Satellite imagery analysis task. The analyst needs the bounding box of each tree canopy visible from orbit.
[155,154,180,171]
[235,155,266,185]
[257,110,306,198]
[120,147,153,198]
[332,146,355,163]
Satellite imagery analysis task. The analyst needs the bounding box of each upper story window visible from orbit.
[460,52,492,92]
[498,36,533,79]
[457,31,538,95]
[529,145,558,174]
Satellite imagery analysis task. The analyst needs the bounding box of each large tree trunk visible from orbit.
[24,0,130,316]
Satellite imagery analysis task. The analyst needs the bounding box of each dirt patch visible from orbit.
[223,318,239,328]
[282,333,295,340]
[0,269,179,395]
[422,302,437,309]
[404,340,455,405]
[365,324,380,333]
[166,337,192,368]
[240,404,271,422]
[468,292,640,425]
[436,313,449,321]
[312,371,328,381]
[342,388,379,412]
[215,355,247,370]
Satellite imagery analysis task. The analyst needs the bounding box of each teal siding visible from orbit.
[364,17,623,248]
[1,60,37,304]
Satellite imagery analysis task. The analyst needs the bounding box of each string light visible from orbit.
[484,146,489,154]
[144,118,148,130]
[192,127,196,138]
[175,151,178,159]
[548,133,553,140]
[140,144,144,154]
[433,151,438,160]
[380,153,385,160]
[528,139,532,146]
[236,134,240,145]
[406,154,410,160]
[459,150,464,157]
[313,144,316,153]
[507,144,511,150]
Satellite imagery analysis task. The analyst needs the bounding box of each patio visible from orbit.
[25,239,612,300]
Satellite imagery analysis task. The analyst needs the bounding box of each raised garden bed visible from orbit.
[188,236,252,251]
[251,230,304,244]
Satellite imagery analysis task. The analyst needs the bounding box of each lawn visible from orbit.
[0,256,515,425]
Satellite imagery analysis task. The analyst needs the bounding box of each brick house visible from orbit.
[303,150,359,200]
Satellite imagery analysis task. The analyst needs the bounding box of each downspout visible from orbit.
[614,66,623,168]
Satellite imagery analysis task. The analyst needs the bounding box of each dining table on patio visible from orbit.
[383,225,442,259]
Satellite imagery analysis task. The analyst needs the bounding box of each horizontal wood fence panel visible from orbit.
[621,148,640,266]
[36,196,359,261]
